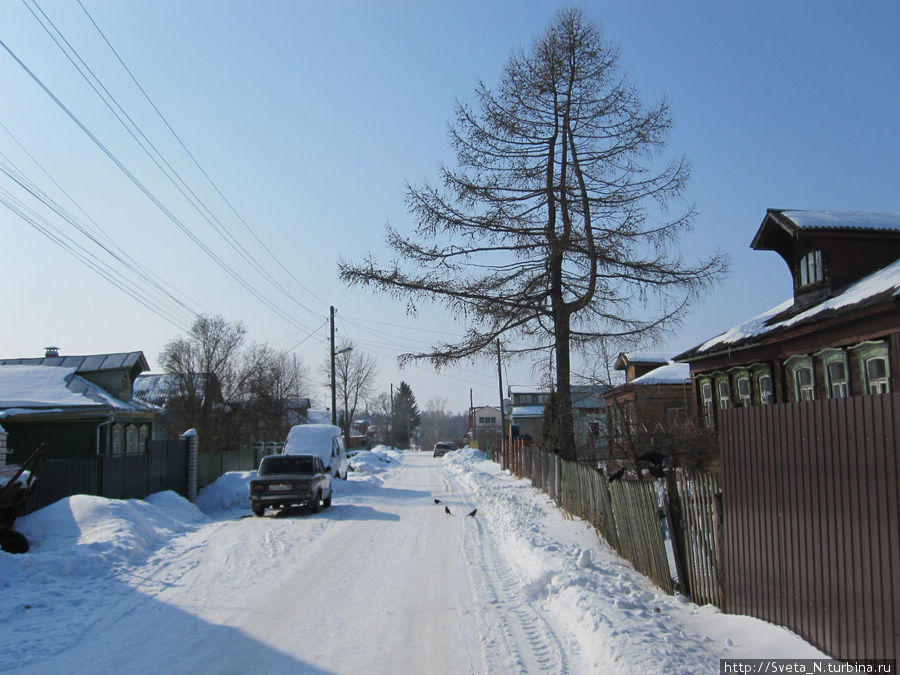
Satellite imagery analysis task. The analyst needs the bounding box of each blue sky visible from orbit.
[1,0,898,414]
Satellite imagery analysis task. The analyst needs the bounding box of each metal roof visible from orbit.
[0,352,149,373]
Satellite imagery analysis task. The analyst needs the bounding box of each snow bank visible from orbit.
[440,450,826,672]
[195,470,255,516]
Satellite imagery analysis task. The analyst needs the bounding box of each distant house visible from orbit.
[602,352,691,463]
[571,384,608,463]
[467,405,503,451]
[676,209,900,425]
[507,385,551,442]
[0,350,158,461]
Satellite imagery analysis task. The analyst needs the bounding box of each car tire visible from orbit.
[252,506,265,517]
[0,529,29,554]
[310,491,321,513]
[323,491,332,508]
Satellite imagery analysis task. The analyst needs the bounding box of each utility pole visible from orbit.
[497,340,505,454]
[330,306,337,426]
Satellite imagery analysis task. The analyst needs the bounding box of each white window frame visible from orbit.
[851,341,891,395]
[785,355,815,402]
[716,377,731,410]
[818,348,849,399]
[799,250,824,288]
[699,379,715,427]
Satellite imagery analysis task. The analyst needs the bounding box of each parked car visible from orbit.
[433,441,457,457]
[283,424,348,479]
[249,454,332,516]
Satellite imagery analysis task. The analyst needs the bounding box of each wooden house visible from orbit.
[676,209,900,425]
[0,350,158,461]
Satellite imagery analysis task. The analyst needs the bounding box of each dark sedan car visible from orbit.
[249,454,332,516]
[432,441,457,457]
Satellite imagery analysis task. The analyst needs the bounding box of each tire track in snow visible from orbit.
[448,472,570,674]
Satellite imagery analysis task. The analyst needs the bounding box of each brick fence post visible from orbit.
[181,428,198,501]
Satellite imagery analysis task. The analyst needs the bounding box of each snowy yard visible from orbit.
[0,447,824,673]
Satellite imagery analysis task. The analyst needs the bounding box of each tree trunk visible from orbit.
[554,313,577,462]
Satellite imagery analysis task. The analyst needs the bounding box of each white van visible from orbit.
[283,424,348,479]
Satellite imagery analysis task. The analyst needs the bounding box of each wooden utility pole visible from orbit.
[496,340,505,454]
[330,306,337,426]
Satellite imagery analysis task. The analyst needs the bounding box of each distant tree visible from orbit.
[340,8,727,460]
[244,345,309,442]
[159,315,250,452]
[391,381,421,449]
[160,315,310,451]
[320,341,378,447]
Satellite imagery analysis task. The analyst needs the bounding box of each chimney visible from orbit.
[44,346,60,358]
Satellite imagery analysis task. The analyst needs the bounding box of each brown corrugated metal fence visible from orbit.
[719,394,899,660]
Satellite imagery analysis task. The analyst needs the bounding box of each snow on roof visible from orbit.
[511,405,545,418]
[629,362,690,385]
[622,352,673,364]
[0,365,154,417]
[0,351,148,373]
[688,256,900,357]
[508,384,551,394]
[779,209,900,232]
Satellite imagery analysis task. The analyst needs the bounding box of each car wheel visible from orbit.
[252,506,265,517]
[323,491,332,508]
[310,491,321,513]
[0,530,29,554]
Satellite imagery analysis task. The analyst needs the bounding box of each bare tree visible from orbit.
[340,8,727,460]
[321,341,378,446]
[160,315,310,451]
[159,315,251,452]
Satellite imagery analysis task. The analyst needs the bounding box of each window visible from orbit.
[111,423,123,456]
[866,357,890,394]
[717,378,731,410]
[758,374,773,404]
[700,380,714,427]
[799,250,824,287]
[736,376,751,406]
[126,424,139,454]
[818,348,849,399]
[852,341,891,395]
[478,416,497,425]
[785,355,815,401]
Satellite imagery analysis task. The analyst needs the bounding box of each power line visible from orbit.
[74,0,330,313]
[23,0,323,321]
[0,38,315,332]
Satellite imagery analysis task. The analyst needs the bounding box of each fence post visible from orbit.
[0,423,7,467]
[664,470,692,598]
[181,428,198,502]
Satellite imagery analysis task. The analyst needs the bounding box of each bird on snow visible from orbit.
[444,506,452,515]
[467,509,477,517]
[433,498,442,504]
[608,467,625,483]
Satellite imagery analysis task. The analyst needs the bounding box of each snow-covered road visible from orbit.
[1,448,823,674]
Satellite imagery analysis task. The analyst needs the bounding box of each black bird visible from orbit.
[647,465,666,479]
[433,498,442,504]
[467,509,477,517]
[608,467,625,483]
[444,506,452,515]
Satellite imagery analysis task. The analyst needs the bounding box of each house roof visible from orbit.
[677,256,900,361]
[0,365,157,419]
[629,362,690,385]
[614,351,675,371]
[507,384,551,395]
[0,351,149,373]
[511,405,545,418]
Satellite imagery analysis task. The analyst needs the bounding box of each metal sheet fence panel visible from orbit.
[720,394,899,660]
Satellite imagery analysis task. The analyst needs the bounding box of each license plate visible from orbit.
[268,483,291,491]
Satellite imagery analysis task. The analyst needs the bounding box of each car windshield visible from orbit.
[436,442,456,450]
[258,456,315,476]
